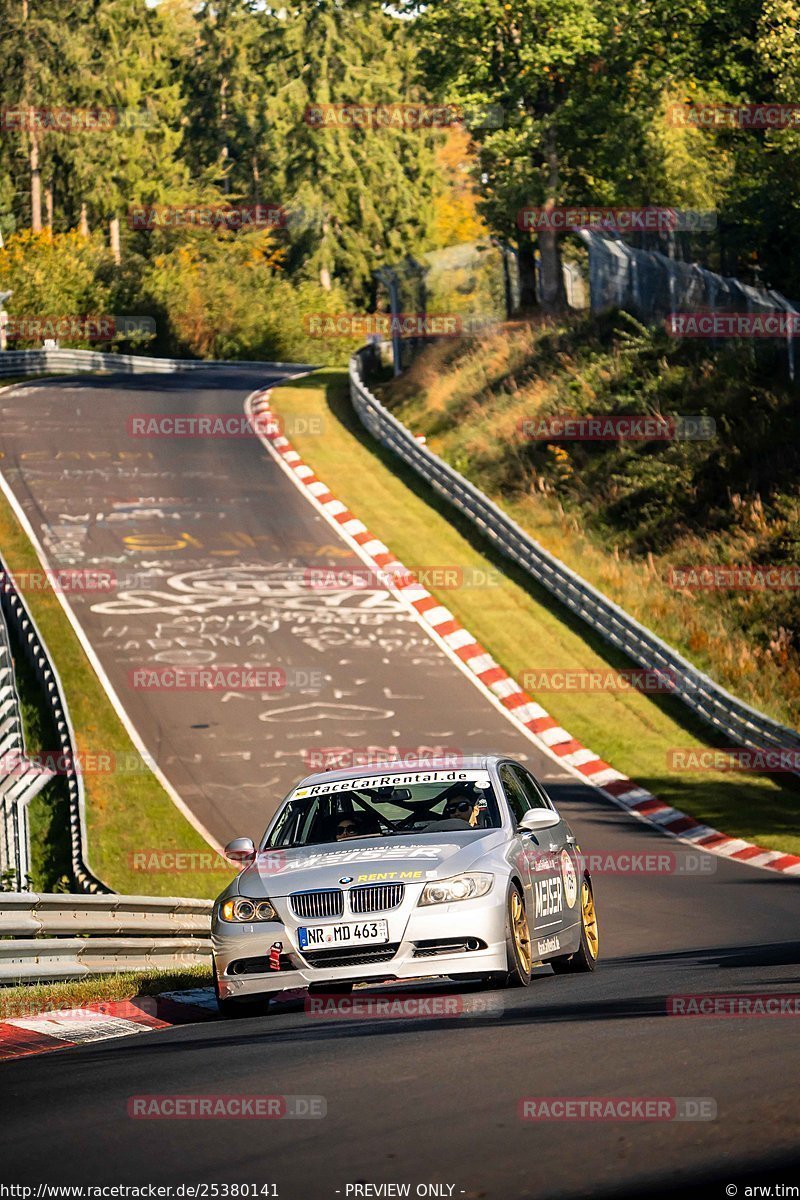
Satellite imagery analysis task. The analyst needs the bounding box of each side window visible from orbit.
[499,764,533,823]
[267,801,302,848]
[520,768,555,811]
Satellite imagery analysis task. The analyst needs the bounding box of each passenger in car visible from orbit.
[444,792,481,827]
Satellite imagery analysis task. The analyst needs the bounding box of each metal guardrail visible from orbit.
[349,347,800,768]
[0,598,52,888]
[0,893,212,982]
[0,554,109,893]
[0,348,310,377]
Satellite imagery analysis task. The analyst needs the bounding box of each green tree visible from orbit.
[414,0,605,312]
[0,0,82,232]
[261,0,438,305]
[414,0,781,308]
[736,0,800,292]
[62,0,189,259]
[184,0,275,199]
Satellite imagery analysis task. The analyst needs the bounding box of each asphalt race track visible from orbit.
[1,372,799,1198]
[0,369,528,843]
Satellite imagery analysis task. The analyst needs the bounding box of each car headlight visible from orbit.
[418,873,494,906]
[220,897,278,923]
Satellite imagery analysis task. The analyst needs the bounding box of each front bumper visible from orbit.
[212,891,508,1000]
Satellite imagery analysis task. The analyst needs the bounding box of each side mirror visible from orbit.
[224,836,256,865]
[518,808,560,833]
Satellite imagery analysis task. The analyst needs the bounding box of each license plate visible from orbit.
[298,920,389,950]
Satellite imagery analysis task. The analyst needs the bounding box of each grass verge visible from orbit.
[0,964,212,1018]
[0,470,235,898]
[7,618,72,891]
[268,369,800,855]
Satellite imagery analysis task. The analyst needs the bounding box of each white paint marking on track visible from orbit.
[7,1014,145,1043]
[0,370,312,861]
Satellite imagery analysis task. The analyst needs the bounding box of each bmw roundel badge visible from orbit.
[339,876,354,885]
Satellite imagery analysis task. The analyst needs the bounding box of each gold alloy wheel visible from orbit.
[581,881,599,960]
[511,889,532,973]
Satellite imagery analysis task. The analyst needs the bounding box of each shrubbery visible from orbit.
[0,228,364,364]
[0,230,150,349]
[141,231,360,364]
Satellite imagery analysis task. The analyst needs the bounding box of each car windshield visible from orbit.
[265,769,501,847]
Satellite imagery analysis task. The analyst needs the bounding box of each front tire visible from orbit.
[551,878,599,974]
[503,883,533,987]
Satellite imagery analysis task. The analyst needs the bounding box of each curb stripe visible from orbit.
[0,993,215,1062]
[244,390,800,880]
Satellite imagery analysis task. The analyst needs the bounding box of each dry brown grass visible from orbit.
[381,321,800,730]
